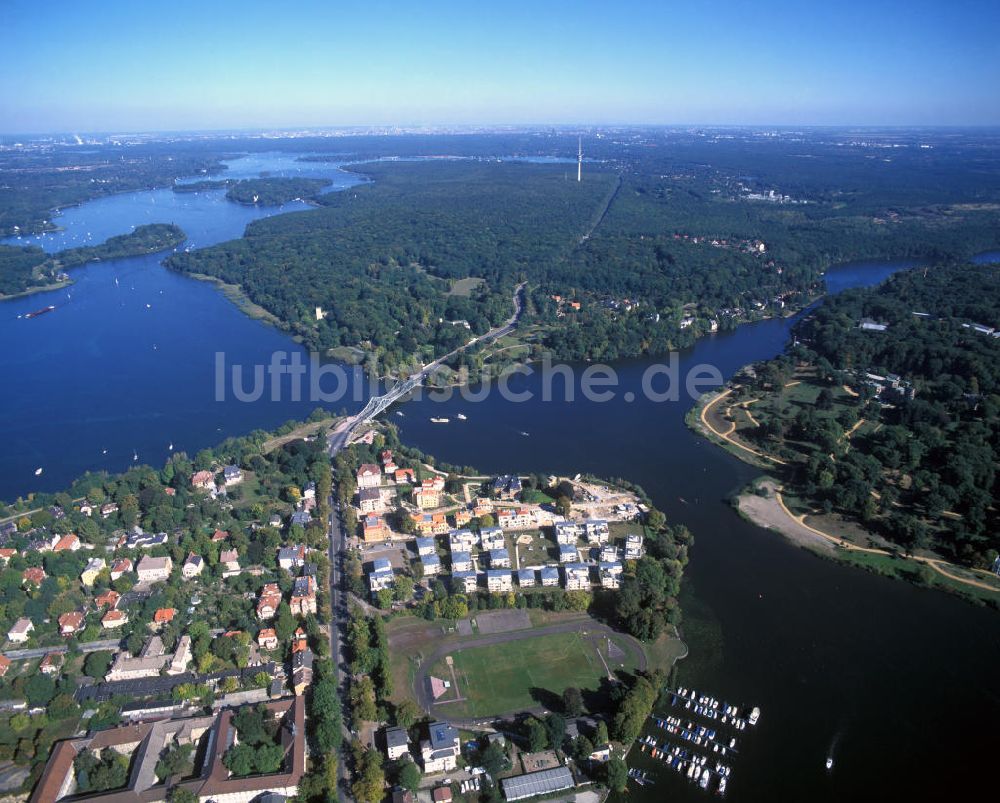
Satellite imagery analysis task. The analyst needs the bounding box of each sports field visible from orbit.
[431,629,639,718]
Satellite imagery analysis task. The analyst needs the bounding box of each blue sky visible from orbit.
[2,0,999,133]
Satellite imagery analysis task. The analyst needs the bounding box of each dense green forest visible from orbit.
[225,177,330,205]
[736,262,1000,566]
[0,224,185,297]
[164,132,1000,367]
[168,161,614,367]
[172,179,231,193]
[54,223,186,267]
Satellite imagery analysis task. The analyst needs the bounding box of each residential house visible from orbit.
[136,555,172,584]
[22,567,46,587]
[448,529,477,552]
[182,553,204,578]
[451,551,473,573]
[95,589,120,610]
[219,549,241,578]
[153,608,177,628]
[412,512,449,536]
[223,465,243,486]
[452,509,472,527]
[258,628,279,650]
[278,544,307,571]
[80,558,106,586]
[102,609,129,629]
[211,529,229,542]
[539,566,560,587]
[0,655,10,678]
[369,559,395,594]
[359,486,385,514]
[123,529,169,550]
[78,503,94,517]
[39,653,62,675]
[303,482,316,501]
[472,497,492,518]
[363,514,391,542]
[558,544,578,563]
[413,481,440,509]
[491,475,522,501]
[554,522,581,545]
[290,510,312,527]
[191,470,215,490]
[292,645,314,696]
[486,570,513,593]
[7,617,34,643]
[0,548,15,563]
[357,464,382,489]
[480,527,505,551]
[599,562,623,589]
[168,635,193,675]
[498,508,533,530]
[563,564,591,591]
[290,576,317,616]
[384,726,411,762]
[433,788,452,803]
[624,533,644,561]
[100,502,119,519]
[600,545,619,563]
[420,721,460,774]
[110,558,133,581]
[105,636,171,681]
[488,548,511,569]
[58,611,85,636]
[394,467,416,485]
[415,537,437,557]
[257,583,283,620]
[583,519,610,544]
[517,568,536,588]
[421,553,441,576]
[451,571,478,593]
[53,534,81,552]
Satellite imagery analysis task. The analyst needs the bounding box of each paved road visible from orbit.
[4,638,122,661]
[411,619,647,726]
[321,282,526,799]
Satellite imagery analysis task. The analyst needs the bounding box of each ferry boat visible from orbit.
[456,413,467,420]
[24,305,55,318]
[430,417,450,423]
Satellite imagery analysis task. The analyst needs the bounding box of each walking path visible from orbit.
[699,389,786,465]
[770,489,1000,594]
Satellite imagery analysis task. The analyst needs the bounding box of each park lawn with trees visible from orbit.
[718,262,1000,574]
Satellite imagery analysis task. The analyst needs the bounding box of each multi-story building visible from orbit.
[486,570,513,593]
[563,563,591,591]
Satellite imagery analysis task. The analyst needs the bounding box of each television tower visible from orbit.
[577,136,582,182]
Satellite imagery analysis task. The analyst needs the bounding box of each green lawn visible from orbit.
[433,630,638,717]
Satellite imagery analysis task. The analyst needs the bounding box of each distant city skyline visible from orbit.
[2,0,999,134]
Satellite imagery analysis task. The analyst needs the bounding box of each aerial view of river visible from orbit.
[2,152,998,801]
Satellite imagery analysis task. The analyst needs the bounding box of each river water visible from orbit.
[2,155,998,800]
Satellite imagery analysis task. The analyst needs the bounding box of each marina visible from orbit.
[632,688,762,795]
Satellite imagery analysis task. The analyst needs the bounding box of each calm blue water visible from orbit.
[0,155,367,500]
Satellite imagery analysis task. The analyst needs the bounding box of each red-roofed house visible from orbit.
[58,611,85,636]
[191,470,215,490]
[153,608,177,626]
[39,653,62,675]
[394,467,416,485]
[102,609,129,629]
[95,589,120,610]
[53,534,81,552]
[22,567,46,587]
[257,628,278,650]
[212,529,229,542]
[256,583,282,620]
[110,558,133,581]
[357,464,382,489]
[0,655,10,678]
[0,548,15,563]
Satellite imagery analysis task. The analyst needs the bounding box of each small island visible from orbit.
[0,223,186,299]
[225,177,331,206]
